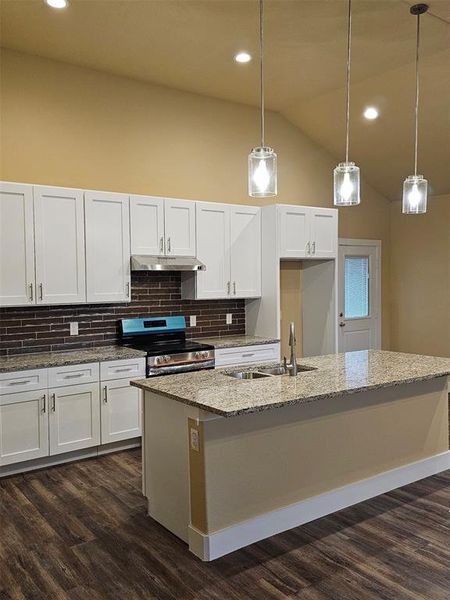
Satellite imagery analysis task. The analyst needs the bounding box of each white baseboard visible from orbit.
[0,438,141,478]
[188,450,450,561]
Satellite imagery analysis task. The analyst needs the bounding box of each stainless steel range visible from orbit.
[119,316,215,377]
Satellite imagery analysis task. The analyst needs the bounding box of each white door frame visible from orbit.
[338,239,382,350]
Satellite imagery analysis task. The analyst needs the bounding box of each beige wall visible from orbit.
[390,194,450,357]
[1,49,391,346]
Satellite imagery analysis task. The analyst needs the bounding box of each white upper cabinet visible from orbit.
[230,206,261,298]
[130,195,165,255]
[310,208,338,258]
[279,206,310,258]
[0,182,35,306]
[85,191,130,303]
[184,202,261,300]
[130,196,195,257]
[164,199,196,256]
[278,205,338,259]
[34,186,86,304]
[195,202,230,299]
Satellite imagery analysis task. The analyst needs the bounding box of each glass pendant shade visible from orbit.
[333,161,360,206]
[248,146,277,197]
[402,174,427,214]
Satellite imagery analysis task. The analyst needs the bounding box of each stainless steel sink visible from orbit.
[256,365,287,376]
[228,371,271,380]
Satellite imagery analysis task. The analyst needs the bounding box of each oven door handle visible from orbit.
[147,360,215,376]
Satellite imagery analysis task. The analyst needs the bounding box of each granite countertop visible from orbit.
[191,335,280,349]
[0,346,147,373]
[131,350,450,417]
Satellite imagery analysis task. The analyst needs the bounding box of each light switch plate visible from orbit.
[226,313,233,325]
[190,315,197,327]
[69,322,79,336]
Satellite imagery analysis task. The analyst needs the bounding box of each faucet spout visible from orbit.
[288,321,298,376]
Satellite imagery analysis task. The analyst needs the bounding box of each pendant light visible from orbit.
[402,3,428,214]
[248,0,277,197]
[334,0,360,206]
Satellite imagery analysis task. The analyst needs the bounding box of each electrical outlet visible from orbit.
[190,315,197,327]
[190,427,200,452]
[69,322,79,336]
[226,313,233,325]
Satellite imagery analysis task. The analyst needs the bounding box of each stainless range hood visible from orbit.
[131,255,206,272]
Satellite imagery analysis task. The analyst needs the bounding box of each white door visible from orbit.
[195,202,230,299]
[310,208,338,258]
[49,383,100,455]
[34,186,86,304]
[338,241,381,352]
[0,182,35,306]
[278,206,310,258]
[0,391,49,466]
[101,379,141,444]
[130,195,165,255]
[230,205,261,298]
[164,199,196,257]
[85,191,131,303]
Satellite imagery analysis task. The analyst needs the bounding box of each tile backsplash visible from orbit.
[0,272,246,356]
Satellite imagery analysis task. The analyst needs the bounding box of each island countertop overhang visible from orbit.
[131,350,450,417]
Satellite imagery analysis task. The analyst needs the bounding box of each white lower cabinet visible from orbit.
[101,378,142,444]
[0,390,49,466]
[49,383,100,455]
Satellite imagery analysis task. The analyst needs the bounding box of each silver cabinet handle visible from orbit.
[51,393,56,412]
[306,242,310,255]
[233,282,236,295]
[126,282,130,298]
[29,283,34,302]
[242,352,255,357]
[312,241,316,254]
[8,380,31,386]
[39,283,43,301]
[227,281,231,295]
[114,367,132,373]
[64,373,83,379]
[159,236,164,254]
[103,385,108,403]
[167,237,171,253]
[42,394,47,414]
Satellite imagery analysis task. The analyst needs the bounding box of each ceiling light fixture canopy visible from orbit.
[334,0,360,207]
[402,3,428,214]
[248,0,277,197]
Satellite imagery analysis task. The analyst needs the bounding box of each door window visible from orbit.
[344,256,369,319]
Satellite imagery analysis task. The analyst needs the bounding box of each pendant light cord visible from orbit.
[414,12,421,176]
[344,0,352,163]
[259,0,265,148]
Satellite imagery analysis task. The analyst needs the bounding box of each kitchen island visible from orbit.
[131,350,450,561]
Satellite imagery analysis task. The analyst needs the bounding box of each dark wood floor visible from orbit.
[0,450,449,600]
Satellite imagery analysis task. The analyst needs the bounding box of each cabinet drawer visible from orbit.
[48,362,99,387]
[100,358,146,381]
[215,343,280,368]
[0,369,48,395]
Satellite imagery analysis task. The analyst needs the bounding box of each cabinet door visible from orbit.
[101,379,141,444]
[85,191,130,303]
[49,383,100,455]
[0,182,35,306]
[278,206,311,258]
[310,208,338,258]
[0,391,49,466]
[195,202,230,299]
[164,198,196,257]
[130,195,165,255]
[230,206,261,298]
[34,186,86,304]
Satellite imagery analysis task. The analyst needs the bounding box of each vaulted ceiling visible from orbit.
[1,0,449,199]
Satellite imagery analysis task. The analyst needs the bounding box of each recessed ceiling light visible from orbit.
[45,0,68,8]
[234,52,252,64]
[363,106,379,120]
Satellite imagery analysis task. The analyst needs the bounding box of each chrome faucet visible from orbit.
[288,321,298,376]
